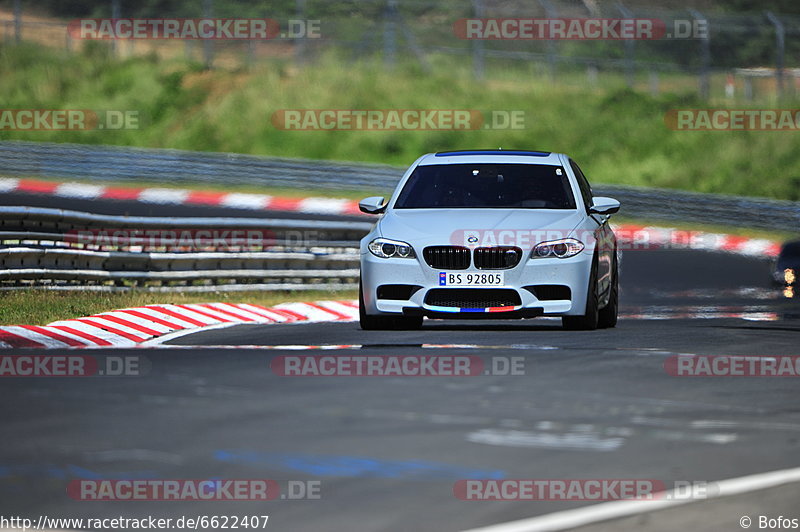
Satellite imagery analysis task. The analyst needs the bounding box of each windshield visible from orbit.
[394,163,577,209]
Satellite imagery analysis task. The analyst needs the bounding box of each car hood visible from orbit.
[377,209,586,249]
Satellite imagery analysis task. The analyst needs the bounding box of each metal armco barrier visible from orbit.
[1,141,798,231]
[0,206,368,291]
[0,140,401,191]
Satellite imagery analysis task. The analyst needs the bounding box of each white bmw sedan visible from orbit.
[358,150,620,331]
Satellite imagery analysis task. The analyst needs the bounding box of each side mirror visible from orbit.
[589,196,620,215]
[358,196,387,214]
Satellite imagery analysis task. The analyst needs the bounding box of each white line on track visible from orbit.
[460,465,800,532]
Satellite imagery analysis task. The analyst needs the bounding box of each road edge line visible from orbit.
[461,465,800,532]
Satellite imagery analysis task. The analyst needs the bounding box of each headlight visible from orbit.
[368,238,416,259]
[786,268,797,285]
[531,238,584,259]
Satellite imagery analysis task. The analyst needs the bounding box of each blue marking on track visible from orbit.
[214,450,505,480]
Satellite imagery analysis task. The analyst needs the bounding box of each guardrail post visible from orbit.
[471,0,485,80]
[689,9,710,100]
[616,1,636,88]
[203,0,214,69]
[111,0,120,56]
[765,11,785,101]
[245,39,255,68]
[743,76,753,101]
[13,0,21,43]
[587,63,598,87]
[649,70,659,95]
[384,0,398,69]
[537,0,558,81]
[294,0,307,65]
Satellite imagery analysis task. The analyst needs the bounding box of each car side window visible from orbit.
[569,159,594,213]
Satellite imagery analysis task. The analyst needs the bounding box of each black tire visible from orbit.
[562,256,600,331]
[359,281,422,330]
[359,280,393,330]
[598,254,618,329]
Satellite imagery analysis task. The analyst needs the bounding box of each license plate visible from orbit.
[439,272,504,287]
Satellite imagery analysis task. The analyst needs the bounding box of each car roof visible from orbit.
[418,150,565,166]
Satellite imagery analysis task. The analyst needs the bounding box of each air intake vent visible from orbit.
[524,285,572,301]
[425,288,521,309]
[377,284,421,301]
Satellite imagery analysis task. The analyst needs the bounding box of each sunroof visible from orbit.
[435,150,551,157]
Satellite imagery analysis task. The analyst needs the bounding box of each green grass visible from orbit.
[0,289,357,326]
[1,42,799,201]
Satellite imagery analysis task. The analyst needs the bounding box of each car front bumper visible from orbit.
[361,249,593,318]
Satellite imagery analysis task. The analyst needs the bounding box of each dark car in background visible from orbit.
[773,240,800,286]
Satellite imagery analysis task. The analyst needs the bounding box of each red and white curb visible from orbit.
[0,177,363,216]
[621,305,778,322]
[613,224,780,258]
[0,300,359,349]
[0,298,783,349]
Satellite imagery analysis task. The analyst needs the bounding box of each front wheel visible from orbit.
[562,257,599,331]
[597,254,619,329]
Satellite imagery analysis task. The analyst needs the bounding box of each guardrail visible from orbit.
[596,184,800,233]
[2,141,799,231]
[0,140,401,191]
[0,206,369,292]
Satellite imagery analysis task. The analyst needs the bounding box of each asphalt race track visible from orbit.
[1,199,799,531]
